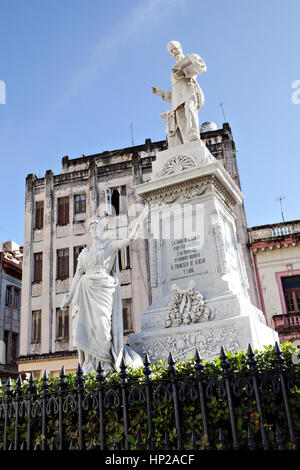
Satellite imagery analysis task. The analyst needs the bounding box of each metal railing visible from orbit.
[0,343,299,451]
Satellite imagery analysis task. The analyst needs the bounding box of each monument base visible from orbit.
[130,139,279,363]
[130,306,279,363]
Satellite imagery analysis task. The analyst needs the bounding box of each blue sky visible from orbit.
[0,0,299,245]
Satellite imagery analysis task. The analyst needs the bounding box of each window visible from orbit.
[74,245,85,274]
[33,252,43,283]
[57,248,69,280]
[35,201,44,229]
[56,308,69,340]
[118,246,130,270]
[105,186,126,216]
[282,275,300,314]
[32,310,41,343]
[13,288,21,310]
[122,299,133,333]
[57,197,69,226]
[5,286,20,309]
[5,286,12,306]
[74,194,86,214]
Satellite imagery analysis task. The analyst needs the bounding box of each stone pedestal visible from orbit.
[130,140,279,362]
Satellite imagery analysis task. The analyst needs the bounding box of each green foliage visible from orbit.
[1,342,300,450]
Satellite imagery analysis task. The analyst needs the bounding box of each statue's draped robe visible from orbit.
[71,241,142,372]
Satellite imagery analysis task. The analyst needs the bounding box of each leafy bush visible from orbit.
[0,342,300,450]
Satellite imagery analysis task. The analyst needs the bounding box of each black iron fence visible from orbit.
[0,343,299,451]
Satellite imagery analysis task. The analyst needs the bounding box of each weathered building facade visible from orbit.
[0,241,22,381]
[18,123,259,377]
[249,220,300,345]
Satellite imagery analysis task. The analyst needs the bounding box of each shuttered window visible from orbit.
[57,248,69,280]
[33,252,43,283]
[57,197,69,226]
[32,310,41,343]
[35,201,44,229]
[56,308,69,340]
[122,299,133,333]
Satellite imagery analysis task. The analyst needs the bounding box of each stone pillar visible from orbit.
[42,170,54,354]
[19,174,36,356]
[88,160,99,217]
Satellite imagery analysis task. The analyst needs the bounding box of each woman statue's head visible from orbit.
[87,216,104,240]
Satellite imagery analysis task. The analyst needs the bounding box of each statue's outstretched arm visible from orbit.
[151,86,172,103]
[112,207,149,251]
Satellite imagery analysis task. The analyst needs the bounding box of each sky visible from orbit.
[0,0,299,245]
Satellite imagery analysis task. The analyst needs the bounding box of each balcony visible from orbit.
[272,312,300,342]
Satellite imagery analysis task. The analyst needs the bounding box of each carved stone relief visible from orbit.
[141,326,240,362]
[165,279,213,327]
[161,155,195,176]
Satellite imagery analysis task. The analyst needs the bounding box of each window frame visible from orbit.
[35,201,44,230]
[74,194,86,215]
[31,310,41,344]
[33,252,43,283]
[57,196,70,226]
[56,307,69,341]
[56,248,69,280]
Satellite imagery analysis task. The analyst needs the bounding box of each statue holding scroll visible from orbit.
[152,41,207,147]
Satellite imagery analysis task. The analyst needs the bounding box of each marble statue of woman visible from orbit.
[60,208,148,374]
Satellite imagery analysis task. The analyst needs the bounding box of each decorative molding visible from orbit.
[150,239,159,287]
[212,223,228,275]
[162,155,195,176]
[144,175,235,210]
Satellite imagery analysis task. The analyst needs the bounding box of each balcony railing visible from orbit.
[273,312,300,334]
[249,221,300,243]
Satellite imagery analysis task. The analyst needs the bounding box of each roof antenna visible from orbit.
[220,102,227,122]
[276,196,286,222]
[130,122,135,147]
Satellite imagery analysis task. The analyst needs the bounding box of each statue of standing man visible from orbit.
[152,41,207,147]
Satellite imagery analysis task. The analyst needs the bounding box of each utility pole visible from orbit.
[220,102,227,122]
[276,196,286,222]
[130,122,134,147]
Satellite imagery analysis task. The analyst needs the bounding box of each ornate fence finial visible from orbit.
[42,370,49,392]
[119,355,128,382]
[274,342,285,371]
[16,375,22,390]
[194,348,204,372]
[96,361,106,383]
[220,347,230,376]
[28,372,35,393]
[59,365,66,385]
[76,363,84,388]
[143,353,152,379]
[168,352,176,374]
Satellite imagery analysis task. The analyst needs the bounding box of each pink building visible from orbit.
[249,220,300,345]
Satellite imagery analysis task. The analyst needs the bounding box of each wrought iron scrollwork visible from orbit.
[103,387,121,408]
[128,384,146,406]
[206,376,226,399]
[232,372,253,398]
